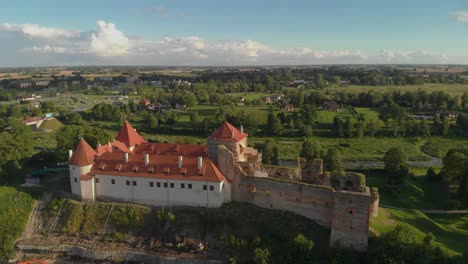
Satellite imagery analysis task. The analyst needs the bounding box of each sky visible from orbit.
[1,0,468,66]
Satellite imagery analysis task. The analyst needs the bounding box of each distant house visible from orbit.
[238,96,245,102]
[175,103,187,110]
[29,101,41,109]
[33,79,50,87]
[17,80,32,89]
[436,111,459,121]
[264,94,283,104]
[148,101,172,112]
[21,117,45,129]
[281,104,295,112]
[126,76,138,84]
[323,101,341,112]
[339,80,350,86]
[94,76,113,82]
[291,80,306,87]
[139,98,151,108]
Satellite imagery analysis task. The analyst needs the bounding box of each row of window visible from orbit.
[74,177,216,191]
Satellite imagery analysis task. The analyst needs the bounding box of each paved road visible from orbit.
[380,204,468,214]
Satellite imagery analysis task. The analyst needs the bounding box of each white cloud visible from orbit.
[0,23,78,39]
[90,21,129,56]
[0,20,459,66]
[380,50,448,63]
[453,11,468,22]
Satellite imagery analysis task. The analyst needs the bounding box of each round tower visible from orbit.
[68,138,96,198]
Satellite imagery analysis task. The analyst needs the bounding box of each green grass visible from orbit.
[0,186,34,258]
[39,117,64,131]
[329,83,468,96]
[366,173,447,210]
[370,208,468,255]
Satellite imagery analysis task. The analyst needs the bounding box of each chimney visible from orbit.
[97,142,101,148]
[145,154,149,166]
[178,155,183,169]
[240,125,244,134]
[197,156,203,169]
[125,153,129,163]
[68,149,73,160]
[108,142,111,147]
[231,128,235,139]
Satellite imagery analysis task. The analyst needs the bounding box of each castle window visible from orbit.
[348,210,353,215]
[74,177,77,183]
[170,183,174,188]
[149,182,154,187]
[181,183,185,188]
[157,182,161,187]
[133,181,137,186]
[111,179,115,185]
[188,184,192,189]
[126,180,130,186]
[209,185,214,191]
[164,183,168,188]
[95,178,99,183]
[203,185,207,190]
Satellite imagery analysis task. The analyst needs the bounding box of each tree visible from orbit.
[354,121,365,138]
[0,119,34,182]
[367,119,379,137]
[383,147,408,184]
[148,115,159,130]
[253,248,270,264]
[426,167,441,181]
[182,91,198,109]
[255,140,279,165]
[324,148,342,171]
[67,112,84,125]
[301,104,318,126]
[289,234,315,263]
[266,111,283,136]
[300,138,322,162]
[344,118,354,138]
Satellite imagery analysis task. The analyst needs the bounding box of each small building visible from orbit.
[175,103,186,110]
[17,81,32,89]
[323,101,341,112]
[33,79,50,87]
[139,98,151,108]
[148,101,172,112]
[264,94,283,104]
[281,104,295,112]
[436,111,459,121]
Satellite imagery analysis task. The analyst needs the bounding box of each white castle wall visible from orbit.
[92,174,229,208]
[69,164,93,197]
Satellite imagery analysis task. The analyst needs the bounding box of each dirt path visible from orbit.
[20,193,53,240]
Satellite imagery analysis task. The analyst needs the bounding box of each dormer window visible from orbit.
[164,167,170,174]
[114,164,122,171]
[148,166,154,173]
[132,164,139,172]
[98,162,106,170]
[180,168,187,175]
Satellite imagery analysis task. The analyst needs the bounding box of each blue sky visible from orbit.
[0,0,467,66]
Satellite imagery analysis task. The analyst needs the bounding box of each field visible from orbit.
[0,187,34,258]
[370,208,468,255]
[329,83,468,96]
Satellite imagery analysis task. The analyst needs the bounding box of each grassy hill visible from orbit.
[0,187,34,259]
[39,117,64,131]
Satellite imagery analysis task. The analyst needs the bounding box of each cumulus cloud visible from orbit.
[453,11,468,22]
[0,19,456,66]
[90,20,129,56]
[380,50,448,63]
[0,23,78,39]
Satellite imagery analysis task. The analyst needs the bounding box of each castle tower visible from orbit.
[208,121,248,163]
[115,121,146,151]
[68,138,97,198]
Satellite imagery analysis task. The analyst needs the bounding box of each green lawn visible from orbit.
[0,187,34,258]
[39,117,64,131]
[329,83,468,96]
[366,173,447,210]
[370,208,468,255]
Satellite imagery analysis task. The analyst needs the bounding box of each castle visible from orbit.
[69,121,378,251]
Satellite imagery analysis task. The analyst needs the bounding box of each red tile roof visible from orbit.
[133,142,208,157]
[115,121,146,148]
[210,121,247,142]
[69,138,97,166]
[89,152,227,182]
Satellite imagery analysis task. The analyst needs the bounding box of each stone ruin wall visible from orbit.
[216,146,372,251]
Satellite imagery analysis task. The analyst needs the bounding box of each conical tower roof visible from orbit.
[115,121,146,148]
[69,138,97,166]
